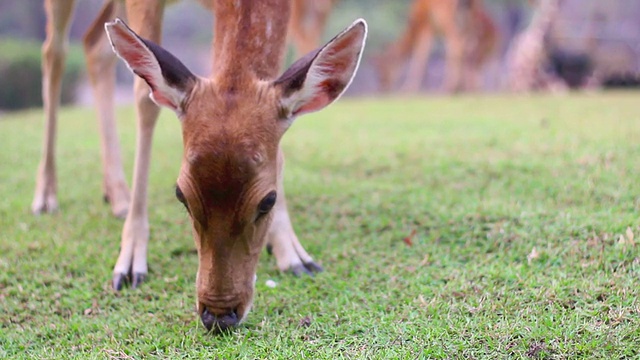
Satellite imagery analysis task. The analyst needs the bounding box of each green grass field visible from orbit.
[1,92,639,359]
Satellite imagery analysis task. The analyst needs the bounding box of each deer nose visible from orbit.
[201,308,239,332]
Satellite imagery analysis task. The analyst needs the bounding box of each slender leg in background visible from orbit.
[32,0,77,215]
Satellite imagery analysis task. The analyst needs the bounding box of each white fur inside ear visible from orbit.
[105,19,186,113]
[280,19,367,118]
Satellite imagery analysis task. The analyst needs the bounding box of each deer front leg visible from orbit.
[265,148,323,276]
[112,77,160,290]
[32,0,76,215]
[83,0,130,219]
[111,1,164,290]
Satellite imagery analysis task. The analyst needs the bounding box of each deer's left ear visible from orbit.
[274,19,367,122]
[105,18,196,115]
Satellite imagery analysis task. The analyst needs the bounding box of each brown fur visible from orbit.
[39,0,364,331]
[172,0,292,320]
[112,0,366,328]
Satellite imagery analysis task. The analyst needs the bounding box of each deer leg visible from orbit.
[373,53,401,93]
[443,31,465,93]
[83,0,130,219]
[112,77,160,289]
[265,148,322,276]
[112,3,164,290]
[32,0,76,215]
[400,28,433,93]
[464,59,482,92]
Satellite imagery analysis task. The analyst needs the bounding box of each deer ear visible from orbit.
[274,19,367,121]
[105,18,196,114]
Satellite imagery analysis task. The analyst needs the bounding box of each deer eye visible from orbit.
[257,191,277,219]
[175,185,188,210]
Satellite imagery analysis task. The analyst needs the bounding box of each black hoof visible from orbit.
[131,273,146,289]
[266,244,273,255]
[103,193,110,204]
[304,261,324,273]
[112,272,146,290]
[290,264,313,277]
[112,273,128,291]
[290,261,323,277]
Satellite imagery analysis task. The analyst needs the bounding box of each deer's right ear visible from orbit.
[105,18,196,114]
[273,19,367,123]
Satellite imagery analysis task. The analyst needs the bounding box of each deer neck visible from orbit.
[211,0,290,85]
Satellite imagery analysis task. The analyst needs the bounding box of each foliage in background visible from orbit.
[0,38,83,111]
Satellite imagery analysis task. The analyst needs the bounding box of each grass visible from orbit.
[1,92,640,359]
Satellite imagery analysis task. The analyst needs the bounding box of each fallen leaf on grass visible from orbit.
[417,294,437,309]
[526,341,546,358]
[298,316,312,327]
[618,228,635,247]
[527,247,539,264]
[164,275,178,283]
[84,299,99,316]
[403,229,417,247]
[626,227,635,245]
[104,349,135,360]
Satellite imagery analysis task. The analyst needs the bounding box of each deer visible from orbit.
[33,0,338,220]
[374,0,498,93]
[288,0,338,58]
[36,0,367,332]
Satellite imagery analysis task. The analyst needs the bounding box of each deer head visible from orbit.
[105,18,366,331]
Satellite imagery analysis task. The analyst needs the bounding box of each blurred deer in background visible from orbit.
[36,0,366,332]
[374,0,498,93]
[505,0,568,92]
[288,0,338,58]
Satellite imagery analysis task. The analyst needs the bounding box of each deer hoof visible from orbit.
[131,273,146,289]
[303,261,324,273]
[104,193,129,219]
[112,272,146,290]
[31,197,59,215]
[112,207,128,220]
[112,273,129,291]
[290,261,323,277]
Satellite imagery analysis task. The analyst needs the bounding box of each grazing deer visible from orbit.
[374,0,498,93]
[33,0,337,219]
[37,0,366,332]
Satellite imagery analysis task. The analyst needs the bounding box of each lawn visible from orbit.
[1,92,639,359]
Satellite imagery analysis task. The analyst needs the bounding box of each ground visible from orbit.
[1,92,639,359]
